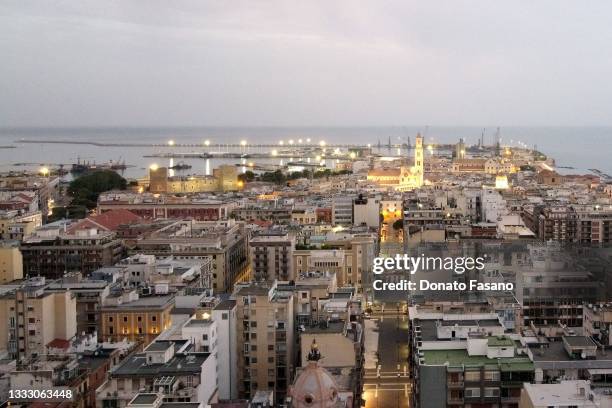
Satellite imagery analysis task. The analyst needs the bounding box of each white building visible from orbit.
[353,194,380,228]
[520,381,611,408]
[332,195,354,226]
[481,188,507,223]
[212,299,238,400]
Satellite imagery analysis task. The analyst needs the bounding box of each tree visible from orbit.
[392,219,404,230]
[239,170,256,184]
[68,170,127,210]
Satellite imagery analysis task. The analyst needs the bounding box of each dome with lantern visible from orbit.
[289,339,344,408]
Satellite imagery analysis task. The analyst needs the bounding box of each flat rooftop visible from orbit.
[530,342,612,368]
[522,381,595,407]
[185,319,213,327]
[112,352,210,377]
[421,349,534,371]
[130,393,159,405]
[304,321,345,334]
[102,294,175,309]
[214,299,236,310]
[564,336,597,348]
[145,342,174,352]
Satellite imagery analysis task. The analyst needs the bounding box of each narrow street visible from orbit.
[363,303,411,407]
[363,221,412,407]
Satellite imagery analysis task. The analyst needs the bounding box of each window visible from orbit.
[123,316,128,322]
[484,387,499,397]
[108,316,113,322]
[465,371,481,382]
[484,371,500,381]
[152,316,157,322]
[137,316,142,322]
[465,388,480,398]
[203,334,208,341]
[222,313,228,320]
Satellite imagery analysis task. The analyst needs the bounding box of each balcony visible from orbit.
[501,380,524,387]
[447,395,464,405]
[447,380,464,389]
[501,395,520,403]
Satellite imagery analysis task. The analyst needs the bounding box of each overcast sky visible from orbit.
[1,1,612,127]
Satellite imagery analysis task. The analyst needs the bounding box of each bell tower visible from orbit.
[414,133,424,187]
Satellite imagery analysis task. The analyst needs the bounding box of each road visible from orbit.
[363,222,412,407]
[363,303,411,407]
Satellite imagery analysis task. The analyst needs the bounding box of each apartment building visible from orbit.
[46,275,111,335]
[250,231,295,282]
[99,290,175,345]
[234,282,295,404]
[0,210,42,241]
[128,220,248,292]
[0,277,77,360]
[0,241,23,283]
[20,222,124,279]
[409,302,534,407]
[212,299,238,400]
[353,194,380,228]
[332,195,354,226]
[96,340,217,408]
[523,204,612,243]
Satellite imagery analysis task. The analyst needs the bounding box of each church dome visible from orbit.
[290,340,340,408]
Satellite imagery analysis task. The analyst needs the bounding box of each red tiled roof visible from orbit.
[68,209,141,233]
[47,338,70,349]
[14,193,34,203]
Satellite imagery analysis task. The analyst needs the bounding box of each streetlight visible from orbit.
[149,163,159,171]
[271,149,278,156]
[319,140,326,147]
[204,140,210,147]
[288,139,294,145]
[349,152,357,160]
[306,138,311,143]
[40,167,49,177]
[279,140,284,146]
[168,139,175,146]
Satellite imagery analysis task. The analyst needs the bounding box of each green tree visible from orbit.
[68,170,127,210]
[392,219,404,230]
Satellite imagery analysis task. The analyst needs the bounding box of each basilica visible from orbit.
[367,133,424,191]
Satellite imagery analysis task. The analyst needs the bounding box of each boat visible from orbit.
[169,161,192,170]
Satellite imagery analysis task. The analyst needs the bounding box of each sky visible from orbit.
[1,1,612,127]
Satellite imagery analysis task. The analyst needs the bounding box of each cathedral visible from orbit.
[367,133,424,191]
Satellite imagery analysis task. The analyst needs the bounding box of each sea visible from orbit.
[0,126,610,180]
